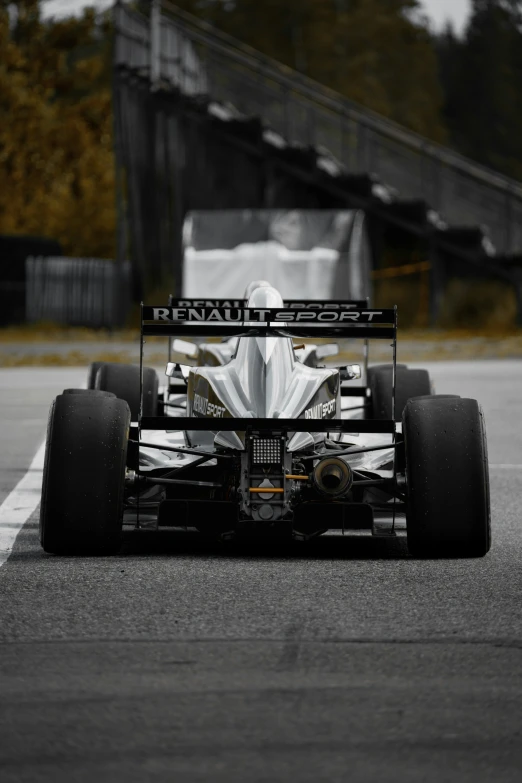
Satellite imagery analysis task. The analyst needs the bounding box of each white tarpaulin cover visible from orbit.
[182,209,372,301]
[184,243,339,299]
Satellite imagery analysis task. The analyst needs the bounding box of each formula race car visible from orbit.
[40,283,491,558]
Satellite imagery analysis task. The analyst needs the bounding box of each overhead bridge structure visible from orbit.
[113,0,522,321]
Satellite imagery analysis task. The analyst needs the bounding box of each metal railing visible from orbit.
[26,257,132,328]
[114,1,522,256]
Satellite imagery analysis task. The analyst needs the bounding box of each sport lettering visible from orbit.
[304,399,337,419]
[170,300,365,310]
[146,307,390,324]
[193,393,226,418]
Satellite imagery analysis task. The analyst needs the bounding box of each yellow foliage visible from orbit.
[0,5,115,257]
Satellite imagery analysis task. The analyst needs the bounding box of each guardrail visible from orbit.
[114,0,522,257]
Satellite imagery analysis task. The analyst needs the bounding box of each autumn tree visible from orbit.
[0,1,115,257]
[437,0,522,178]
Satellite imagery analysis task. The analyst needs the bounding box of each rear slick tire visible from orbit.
[368,366,431,421]
[40,394,130,555]
[95,363,158,419]
[403,396,491,558]
[63,388,115,398]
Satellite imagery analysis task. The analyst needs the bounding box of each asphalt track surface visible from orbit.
[1,362,521,783]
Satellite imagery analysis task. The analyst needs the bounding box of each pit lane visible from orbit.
[0,362,521,782]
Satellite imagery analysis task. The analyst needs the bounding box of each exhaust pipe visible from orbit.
[312,456,353,498]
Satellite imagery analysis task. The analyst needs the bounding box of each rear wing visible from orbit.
[142,305,396,340]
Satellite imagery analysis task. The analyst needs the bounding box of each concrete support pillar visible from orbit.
[150,0,161,88]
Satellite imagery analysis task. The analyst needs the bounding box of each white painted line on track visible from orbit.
[0,440,45,568]
[489,464,522,469]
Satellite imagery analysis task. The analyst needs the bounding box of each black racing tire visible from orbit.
[63,388,115,398]
[95,363,159,419]
[87,361,105,390]
[394,396,459,473]
[367,366,431,421]
[403,396,491,558]
[409,394,459,402]
[40,394,130,555]
[369,363,408,372]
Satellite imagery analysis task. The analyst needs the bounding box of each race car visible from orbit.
[39,283,491,558]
